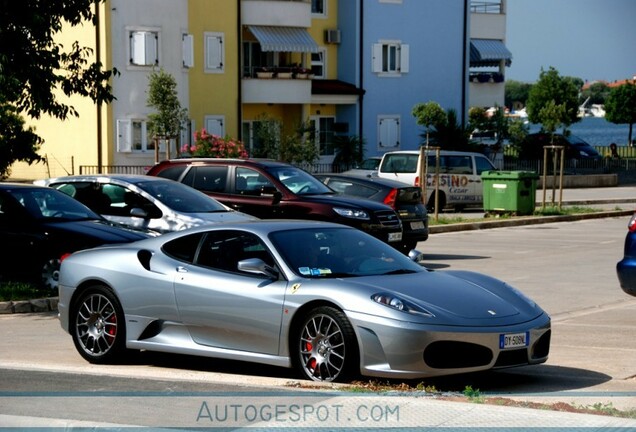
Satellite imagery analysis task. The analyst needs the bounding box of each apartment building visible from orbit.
[11,0,507,179]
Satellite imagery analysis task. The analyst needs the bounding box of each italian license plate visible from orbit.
[499,332,529,349]
[388,232,402,242]
[410,221,425,230]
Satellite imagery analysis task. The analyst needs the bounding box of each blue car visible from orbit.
[617,213,636,296]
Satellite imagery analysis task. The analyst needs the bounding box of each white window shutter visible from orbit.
[379,118,400,148]
[205,117,224,137]
[399,44,409,73]
[205,34,224,71]
[146,32,158,65]
[372,44,383,73]
[117,120,132,152]
[131,31,158,65]
[182,34,194,68]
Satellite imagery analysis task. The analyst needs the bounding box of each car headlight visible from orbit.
[372,293,434,317]
[333,207,370,220]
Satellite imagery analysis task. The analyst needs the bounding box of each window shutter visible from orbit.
[399,44,409,73]
[205,117,225,137]
[182,34,194,68]
[116,120,132,152]
[130,31,158,65]
[205,34,224,71]
[372,44,383,73]
[379,118,400,148]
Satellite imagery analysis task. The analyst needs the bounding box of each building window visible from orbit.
[117,119,156,153]
[205,32,225,73]
[311,49,326,79]
[311,0,326,17]
[372,42,409,75]
[310,117,335,156]
[129,30,159,67]
[378,116,400,149]
[243,41,275,77]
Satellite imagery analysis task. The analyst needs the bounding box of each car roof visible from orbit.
[154,158,291,169]
[318,174,418,189]
[382,150,485,157]
[0,182,49,190]
[39,174,170,184]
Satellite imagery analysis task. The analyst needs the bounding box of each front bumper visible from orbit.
[347,310,551,379]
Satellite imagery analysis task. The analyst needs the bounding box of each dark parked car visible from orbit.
[617,213,636,297]
[146,159,403,247]
[0,183,150,290]
[316,174,428,252]
[519,133,602,161]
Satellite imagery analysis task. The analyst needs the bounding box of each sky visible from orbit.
[505,0,636,84]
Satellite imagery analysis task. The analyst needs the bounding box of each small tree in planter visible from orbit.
[147,69,188,162]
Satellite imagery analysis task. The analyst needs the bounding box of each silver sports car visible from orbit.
[58,220,550,382]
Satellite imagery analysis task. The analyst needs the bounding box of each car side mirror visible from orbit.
[408,249,424,263]
[129,207,149,219]
[237,258,279,279]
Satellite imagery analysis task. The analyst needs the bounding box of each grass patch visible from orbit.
[0,281,51,302]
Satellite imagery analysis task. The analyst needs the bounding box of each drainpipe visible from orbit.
[461,0,468,130]
[358,0,364,143]
[95,0,103,173]
[237,0,243,140]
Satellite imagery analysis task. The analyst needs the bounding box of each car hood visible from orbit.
[341,270,542,324]
[304,194,393,210]
[44,220,150,242]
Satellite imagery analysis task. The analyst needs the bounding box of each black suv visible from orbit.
[146,159,404,248]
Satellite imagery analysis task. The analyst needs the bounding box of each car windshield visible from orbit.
[13,188,101,221]
[359,158,380,170]
[137,180,229,213]
[270,227,424,278]
[266,166,333,195]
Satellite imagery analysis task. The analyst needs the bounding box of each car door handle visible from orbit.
[177,266,188,273]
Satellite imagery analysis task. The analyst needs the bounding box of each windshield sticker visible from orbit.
[299,267,333,276]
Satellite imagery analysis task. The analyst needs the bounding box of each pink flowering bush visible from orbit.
[181,129,248,158]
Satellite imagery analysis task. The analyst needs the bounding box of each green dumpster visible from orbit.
[481,170,538,215]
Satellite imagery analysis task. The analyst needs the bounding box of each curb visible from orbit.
[429,209,634,234]
[0,297,59,315]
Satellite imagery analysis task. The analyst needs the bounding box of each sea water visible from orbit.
[528,117,632,147]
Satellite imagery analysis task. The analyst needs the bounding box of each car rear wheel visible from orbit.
[295,306,358,382]
[41,258,61,291]
[71,285,127,364]
[427,192,446,213]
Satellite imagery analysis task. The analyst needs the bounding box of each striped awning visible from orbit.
[470,39,512,67]
[248,25,319,53]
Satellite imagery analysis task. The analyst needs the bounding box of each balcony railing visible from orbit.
[470,1,503,14]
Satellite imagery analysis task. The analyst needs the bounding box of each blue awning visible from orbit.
[248,26,319,53]
[470,39,512,67]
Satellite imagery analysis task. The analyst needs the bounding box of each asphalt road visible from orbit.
[0,215,635,427]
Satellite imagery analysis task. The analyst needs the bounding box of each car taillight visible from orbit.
[415,176,420,186]
[383,188,398,209]
[628,214,636,232]
[59,252,73,264]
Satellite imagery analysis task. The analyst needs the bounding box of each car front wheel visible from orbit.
[71,285,127,364]
[295,306,358,382]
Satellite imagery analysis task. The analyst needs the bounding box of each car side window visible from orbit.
[447,156,473,175]
[183,166,228,193]
[154,165,187,181]
[235,167,275,195]
[475,156,496,175]
[195,230,275,275]
[162,232,206,263]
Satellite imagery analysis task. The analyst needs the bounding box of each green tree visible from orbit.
[605,82,636,146]
[504,80,532,109]
[526,67,580,129]
[427,109,473,151]
[0,0,117,178]
[412,101,446,147]
[332,135,365,171]
[147,68,188,158]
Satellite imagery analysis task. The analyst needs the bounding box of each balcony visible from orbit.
[242,0,312,28]
[242,69,312,104]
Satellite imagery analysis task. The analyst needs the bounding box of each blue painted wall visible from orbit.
[338,0,469,158]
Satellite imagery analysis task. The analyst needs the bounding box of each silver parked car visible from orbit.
[35,174,256,233]
[58,220,550,382]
